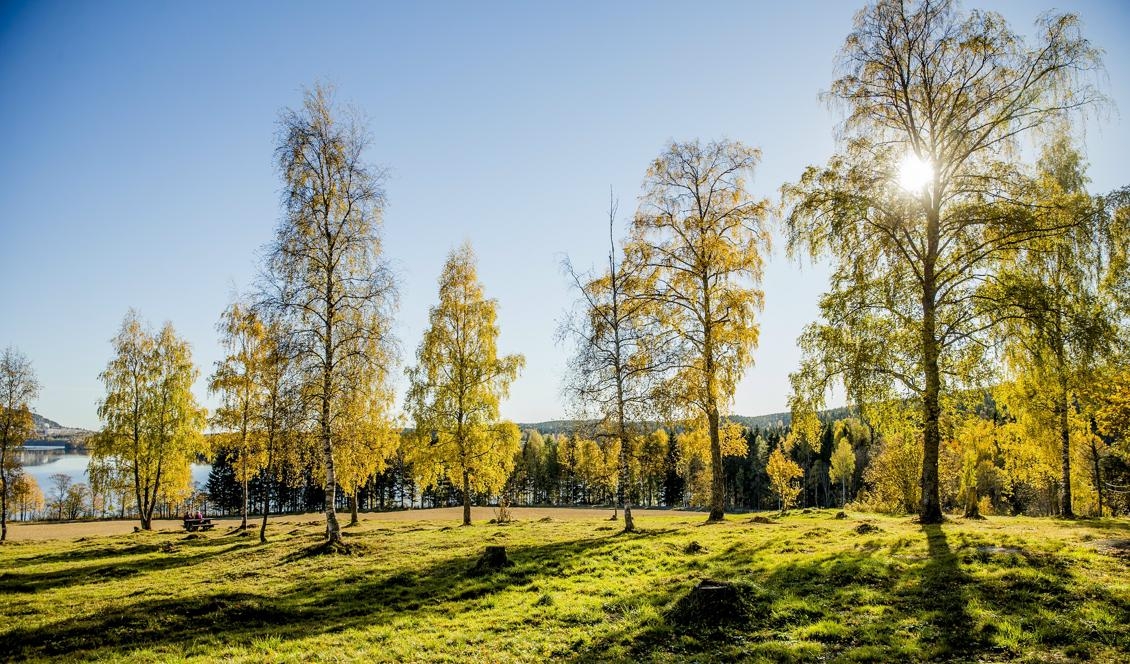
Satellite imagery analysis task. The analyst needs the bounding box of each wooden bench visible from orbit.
[182,518,215,532]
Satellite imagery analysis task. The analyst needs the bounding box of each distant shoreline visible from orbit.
[23,438,89,453]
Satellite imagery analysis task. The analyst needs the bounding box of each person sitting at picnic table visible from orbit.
[195,511,203,520]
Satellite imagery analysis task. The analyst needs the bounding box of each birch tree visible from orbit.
[767,445,804,513]
[265,84,398,544]
[784,0,1104,523]
[255,319,308,542]
[560,193,667,532]
[991,136,1120,517]
[406,243,524,526]
[334,364,400,527]
[628,139,771,522]
[93,311,207,530]
[209,300,268,530]
[829,437,856,507]
[11,474,44,521]
[1,347,39,540]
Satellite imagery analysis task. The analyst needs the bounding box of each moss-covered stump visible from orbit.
[667,579,762,630]
[470,545,512,575]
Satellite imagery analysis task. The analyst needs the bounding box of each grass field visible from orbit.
[1,508,1127,663]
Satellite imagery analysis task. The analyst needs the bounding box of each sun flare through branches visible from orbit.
[896,151,934,192]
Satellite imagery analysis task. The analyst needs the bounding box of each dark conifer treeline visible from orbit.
[204,410,1130,518]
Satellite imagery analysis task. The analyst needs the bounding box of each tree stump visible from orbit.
[470,545,512,575]
[667,579,755,629]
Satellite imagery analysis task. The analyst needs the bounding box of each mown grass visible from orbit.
[1,510,1127,662]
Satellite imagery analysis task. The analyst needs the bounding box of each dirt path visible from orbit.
[5,506,705,542]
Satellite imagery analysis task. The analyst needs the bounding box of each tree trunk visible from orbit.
[349,492,359,526]
[1091,442,1102,518]
[462,469,472,526]
[1058,377,1073,518]
[919,222,944,525]
[964,486,980,519]
[260,482,270,543]
[1,447,8,541]
[132,429,147,530]
[322,434,341,542]
[139,475,155,530]
[240,474,249,530]
[322,256,342,542]
[322,398,341,542]
[258,456,270,543]
[620,432,635,533]
[707,400,724,522]
[1,476,7,542]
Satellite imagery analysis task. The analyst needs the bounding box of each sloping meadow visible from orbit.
[1,511,1127,662]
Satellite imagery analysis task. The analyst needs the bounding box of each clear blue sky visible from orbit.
[2,1,1127,430]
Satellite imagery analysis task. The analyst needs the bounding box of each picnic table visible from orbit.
[182,518,215,532]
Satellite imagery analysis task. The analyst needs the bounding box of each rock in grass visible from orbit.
[684,540,706,554]
[855,522,882,535]
[835,511,847,520]
[666,579,761,630]
[749,515,774,524]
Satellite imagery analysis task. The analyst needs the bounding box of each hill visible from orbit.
[31,413,64,430]
[29,413,92,445]
[519,406,856,435]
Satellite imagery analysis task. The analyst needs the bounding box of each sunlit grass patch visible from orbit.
[0,511,1127,662]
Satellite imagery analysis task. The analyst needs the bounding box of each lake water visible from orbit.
[17,446,212,492]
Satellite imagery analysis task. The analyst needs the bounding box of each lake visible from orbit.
[17,446,212,492]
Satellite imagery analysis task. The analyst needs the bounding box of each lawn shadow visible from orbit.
[913,524,978,659]
[0,542,247,594]
[0,532,623,661]
[1053,517,1130,534]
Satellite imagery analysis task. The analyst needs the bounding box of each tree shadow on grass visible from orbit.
[573,523,1130,662]
[1052,517,1130,534]
[0,542,248,594]
[3,528,253,568]
[911,524,979,660]
[0,533,623,661]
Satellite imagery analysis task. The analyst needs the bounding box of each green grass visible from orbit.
[1,510,1128,662]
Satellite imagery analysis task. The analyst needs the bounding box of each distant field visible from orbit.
[1,508,1127,662]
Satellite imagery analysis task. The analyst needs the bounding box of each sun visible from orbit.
[897,151,934,192]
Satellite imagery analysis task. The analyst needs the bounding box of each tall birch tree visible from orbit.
[628,139,771,522]
[265,84,398,543]
[991,136,1120,517]
[255,319,307,542]
[784,0,1104,523]
[209,299,268,530]
[560,193,667,532]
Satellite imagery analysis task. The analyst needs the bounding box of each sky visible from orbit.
[1,1,1128,431]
